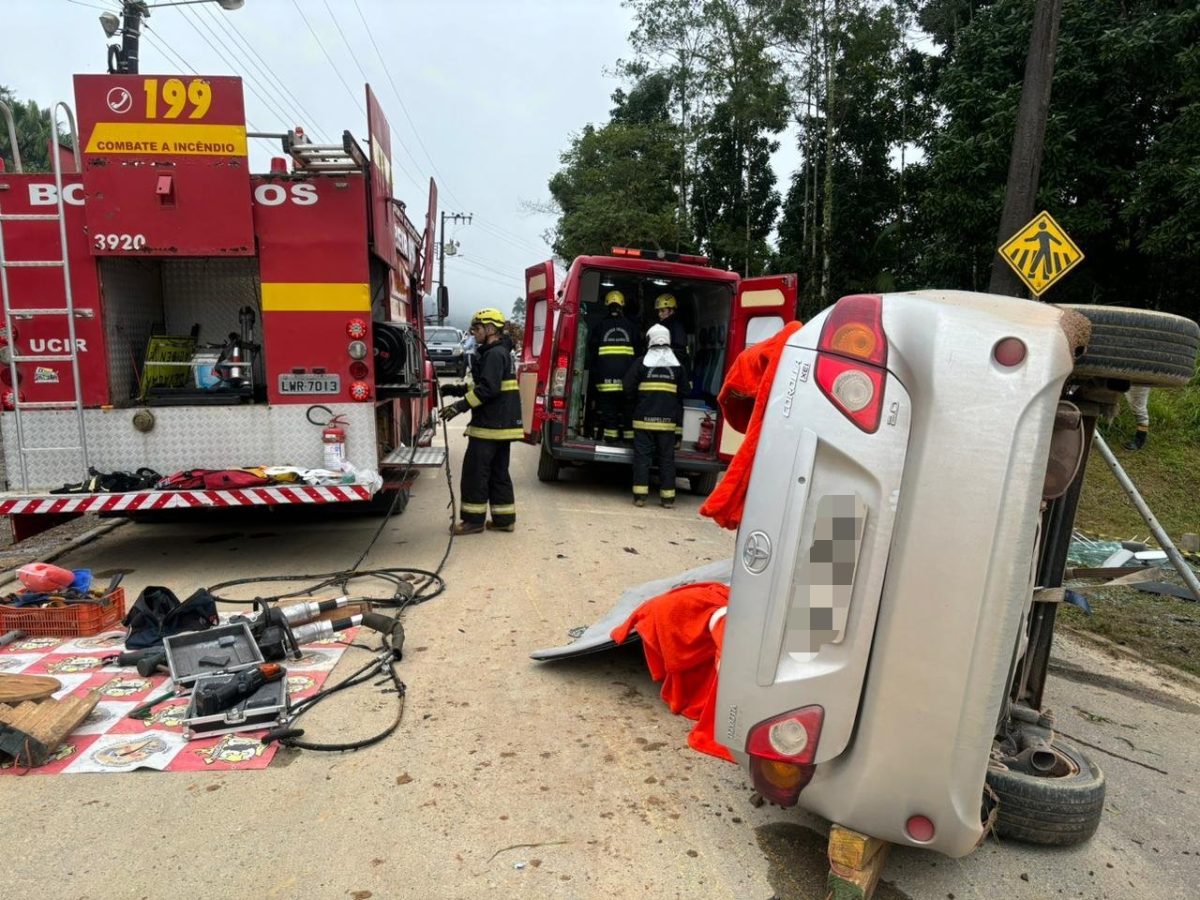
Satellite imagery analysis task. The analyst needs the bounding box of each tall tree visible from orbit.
[0,87,72,173]
[546,79,689,261]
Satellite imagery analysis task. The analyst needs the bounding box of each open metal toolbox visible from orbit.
[163,623,289,741]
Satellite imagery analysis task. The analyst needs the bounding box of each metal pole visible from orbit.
[120,3,145,75]
[1092,432,1200,601]
[988,0,1063,297]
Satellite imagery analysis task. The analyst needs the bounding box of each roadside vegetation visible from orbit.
[1066,376,1200,677]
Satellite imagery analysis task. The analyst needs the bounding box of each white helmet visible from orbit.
[646,324,670,348]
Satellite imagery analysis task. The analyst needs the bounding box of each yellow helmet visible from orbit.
[471,307,506,329]
[603,289,625,307]
[655,293,677,311]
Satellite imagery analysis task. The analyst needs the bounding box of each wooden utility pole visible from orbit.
[988,0,1063,298]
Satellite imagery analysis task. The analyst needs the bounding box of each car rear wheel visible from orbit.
[985,738,1105,846]
[537,442,560,483]
[1061,305,1200,387]
[689,471,719,496]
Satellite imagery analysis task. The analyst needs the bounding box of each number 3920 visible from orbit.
[93,233,147,251]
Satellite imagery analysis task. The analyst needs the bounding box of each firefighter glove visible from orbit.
[439,402,463,421]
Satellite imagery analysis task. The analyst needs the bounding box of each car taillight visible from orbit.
[550,354,569,398]
[816,294,887,433]
[745,705,823,807]
[346,318,368,340]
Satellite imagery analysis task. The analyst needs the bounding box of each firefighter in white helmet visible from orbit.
[439,308,523,534]
[624,323,689,508]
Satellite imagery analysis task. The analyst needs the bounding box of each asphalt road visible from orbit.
[3,423,1197,899]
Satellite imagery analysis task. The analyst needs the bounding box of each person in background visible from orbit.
[625,324,689,509]
[587,289,639,443]
[655,293,689,444]
[439,308,523,534]
[1124,385,1151,451]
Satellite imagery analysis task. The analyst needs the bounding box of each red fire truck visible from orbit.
[0,72,446,540]
[518,251,797,493]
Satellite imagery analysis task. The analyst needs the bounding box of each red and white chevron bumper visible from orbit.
[0,484,374,515]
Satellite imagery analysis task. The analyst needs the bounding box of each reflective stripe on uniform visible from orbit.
[660,489,676,499]
[501,379,519,391]
[633,420,676,432]
[632,485,650,495]
[596,383,623,393]
[491,503,516,515]
[602,429,619,438]
[598,346,635,356]
[460,502,489,514]
[466,426,526,440]
[638,383,677,393]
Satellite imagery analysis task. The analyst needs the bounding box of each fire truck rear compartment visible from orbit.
[570,268,732,457]
[100,256,265,406]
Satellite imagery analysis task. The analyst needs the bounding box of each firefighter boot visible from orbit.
[1124,429,1148,451]
[633,496,646,508]
[486,520,515,533]
[452,521,485,536]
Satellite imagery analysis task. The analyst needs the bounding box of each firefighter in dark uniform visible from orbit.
[624,324,689,509]
[439,308,523,535]
[586,289,639,443]
[655,293,689,442]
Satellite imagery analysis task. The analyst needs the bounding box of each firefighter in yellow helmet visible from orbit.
[438,307,523,534]
[586,289,639,442]
[655,293,688,442]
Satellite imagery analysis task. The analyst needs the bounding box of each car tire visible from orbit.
[1060,305,1200,387]
[985,738,1105,846]
[537,442,560,483]
[689,471,719,496]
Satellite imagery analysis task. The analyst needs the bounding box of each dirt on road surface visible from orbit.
[2,426,1197,899]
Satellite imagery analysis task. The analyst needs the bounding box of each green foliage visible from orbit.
[0,87,72,173]
[546,116,689,261]
[910,0,1200,317]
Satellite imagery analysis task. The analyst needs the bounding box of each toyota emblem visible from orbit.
[742,531,772,574]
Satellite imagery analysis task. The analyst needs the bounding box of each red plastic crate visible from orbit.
[0,588,126,638]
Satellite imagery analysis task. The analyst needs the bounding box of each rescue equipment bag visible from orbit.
[122,585,220,649]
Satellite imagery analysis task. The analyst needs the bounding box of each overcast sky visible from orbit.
[11,0,798,323]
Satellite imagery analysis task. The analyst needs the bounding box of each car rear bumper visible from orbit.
[717,290,1080,857]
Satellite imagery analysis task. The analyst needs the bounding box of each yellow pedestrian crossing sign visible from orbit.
[999,211,1084,296]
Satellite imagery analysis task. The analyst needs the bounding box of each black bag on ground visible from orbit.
[123,586,220,649]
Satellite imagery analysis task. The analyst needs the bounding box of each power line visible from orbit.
[456,256,516,279]
[177,6,293,133]
[202,4,331,143]
[347,0,442,195]
[290,0,365,115]
[139,26,275,151]
[451,267,523,290]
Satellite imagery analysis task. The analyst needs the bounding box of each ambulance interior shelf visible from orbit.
[572,269,730,444]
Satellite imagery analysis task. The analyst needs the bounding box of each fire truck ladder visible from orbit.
[0,102,89,491]
[284,129,368,174]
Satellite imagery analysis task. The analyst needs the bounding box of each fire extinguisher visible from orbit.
[696,413,716,452]
[323,415,348,471]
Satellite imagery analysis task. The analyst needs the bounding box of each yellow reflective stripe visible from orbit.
[466,426,525,440]
[596,384,623,393]
[465,390,482,408]
[491,504,516,515]
[598,346,635,355]
[261,282,371,312]
[460,502,489,514]
[633,420,677,432]
[501,379,519,391]
[638,383,677,393]
[632,485,650,495]
[660,489,676,499]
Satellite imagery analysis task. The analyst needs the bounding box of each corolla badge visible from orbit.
[742,531,772,574]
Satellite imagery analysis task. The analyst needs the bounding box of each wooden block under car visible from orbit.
[825,824,891,900]
[0,673,62,704]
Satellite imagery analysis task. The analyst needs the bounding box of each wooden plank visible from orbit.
[0,689,98,767]
[0,673,62,704]
[825,825,891,900]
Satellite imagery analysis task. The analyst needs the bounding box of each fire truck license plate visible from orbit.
[278,375,341,394]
